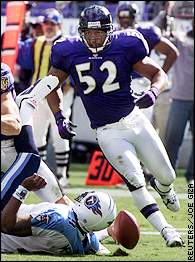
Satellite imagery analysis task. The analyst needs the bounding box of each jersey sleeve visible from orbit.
[139,25,161,51]
[125,30,149,65]
[50,39,70,74]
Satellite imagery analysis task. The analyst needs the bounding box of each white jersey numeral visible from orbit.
[100,61,120,93]
[76,63,96,94]
[76,61,120,95]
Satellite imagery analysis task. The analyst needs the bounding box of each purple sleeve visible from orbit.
[50,41,70,73]
[126,30,149,65]
[137,26,161,51]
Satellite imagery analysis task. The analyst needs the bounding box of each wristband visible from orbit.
[54,111,64,121]
[150,86,159,98]
[12,185,29,203]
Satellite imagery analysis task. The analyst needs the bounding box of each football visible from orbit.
[113,210,140,249]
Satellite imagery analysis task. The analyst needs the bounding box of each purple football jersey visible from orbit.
[132,25,161,79]
[51,29,149,128]
[136,25,161,53]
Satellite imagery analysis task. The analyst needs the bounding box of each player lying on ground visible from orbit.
[34,5,183,247]
[1,174,117,255]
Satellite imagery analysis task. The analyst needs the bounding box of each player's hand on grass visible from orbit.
[54,110,77,140]
[21,174,47,191]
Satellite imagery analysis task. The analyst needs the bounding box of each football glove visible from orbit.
[54,111,76,140]
[135,87,159,109]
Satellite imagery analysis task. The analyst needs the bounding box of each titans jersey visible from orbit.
[51,29,149,128]
[1,202,99,255]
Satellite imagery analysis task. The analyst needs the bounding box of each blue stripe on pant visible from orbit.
[1,152,40,210]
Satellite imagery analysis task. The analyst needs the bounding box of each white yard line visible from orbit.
[141,231,187,235]
[66,187,188,200]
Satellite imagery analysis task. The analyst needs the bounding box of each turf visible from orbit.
[1,164,192,261]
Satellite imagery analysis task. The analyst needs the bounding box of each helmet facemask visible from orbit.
[78,5,113,54]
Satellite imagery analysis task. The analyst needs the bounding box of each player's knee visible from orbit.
[160,168,176,186]
[124,171,145,189]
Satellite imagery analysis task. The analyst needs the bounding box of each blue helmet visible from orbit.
[78,5,113,53]
[116,3,139,29]
[42,8,62,25]
[117,2,139,19]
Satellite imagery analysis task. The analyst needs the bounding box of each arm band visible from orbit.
[12,185,29,203]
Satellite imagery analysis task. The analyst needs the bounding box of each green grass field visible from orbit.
[2,164,192,261]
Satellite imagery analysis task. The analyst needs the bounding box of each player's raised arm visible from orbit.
[46,66,77,140]
[46,66,68,114]
[1,174,46,236]
[154,36,179,73]
[133,56,168,109]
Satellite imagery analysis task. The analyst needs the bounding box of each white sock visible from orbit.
[56,166,67,179]
[131,187,169,233]
[147,211,170,233]
[131,186,157,210]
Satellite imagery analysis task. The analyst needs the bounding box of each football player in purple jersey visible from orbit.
[116,2,178,75]
[39,5,184,247]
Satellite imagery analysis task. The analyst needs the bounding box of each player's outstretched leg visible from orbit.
[16,75,59,125]
[1,152,40,210]
[134,110,180,212]
[96,125,184,247]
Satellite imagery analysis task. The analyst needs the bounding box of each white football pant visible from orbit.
[33,87,74,153]
[96,106,176,188]
[1,139,62,202]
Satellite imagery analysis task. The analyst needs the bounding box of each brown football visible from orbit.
[113,210,140,249]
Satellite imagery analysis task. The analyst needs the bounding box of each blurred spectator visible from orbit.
[142,1,165,21]
[29,16,44,38]
[164,17,194,185]
[153,1,175,38]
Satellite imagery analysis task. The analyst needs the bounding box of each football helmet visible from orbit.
[73,191,117,232]
[78,5,113,53]
[116,3,139,29]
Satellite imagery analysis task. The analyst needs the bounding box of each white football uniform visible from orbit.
[96,106,175,188]
[1,141,62,203]
[1,75,63,207]
[1,202,99,255]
